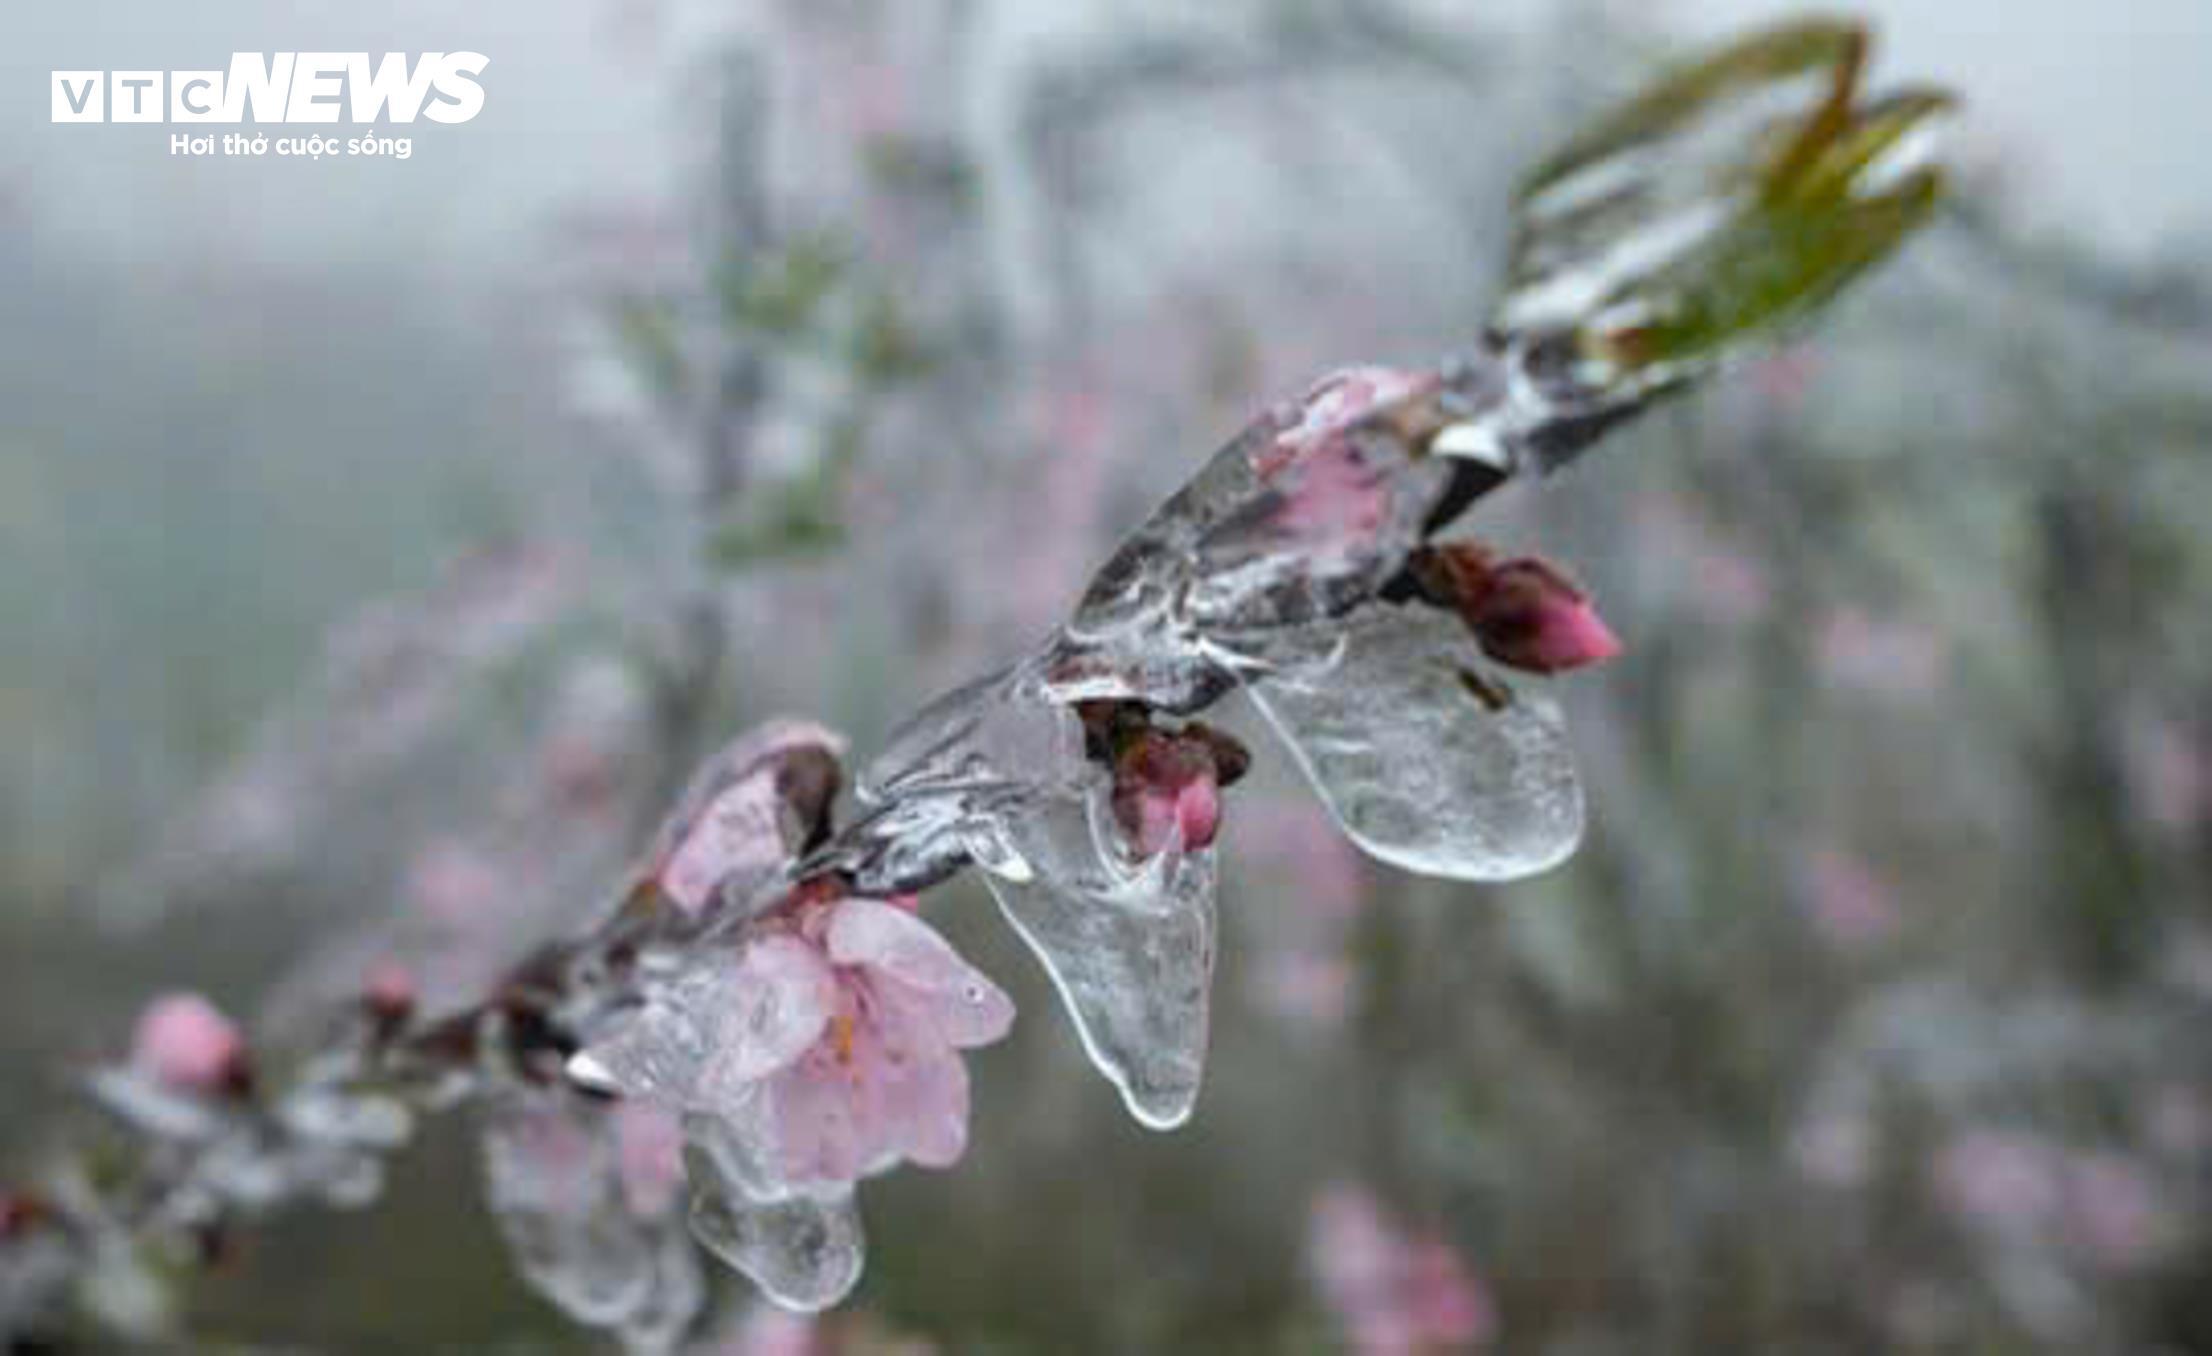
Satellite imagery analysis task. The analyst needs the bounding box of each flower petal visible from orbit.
[705,935,841,1090]
[823,898,1013,1048]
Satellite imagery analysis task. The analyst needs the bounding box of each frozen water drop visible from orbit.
[685,1137,864,1313]
[1241,601,1583,881]
[981,793,1217,1129]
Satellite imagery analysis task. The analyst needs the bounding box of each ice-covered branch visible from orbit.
[0,19,1951,1350]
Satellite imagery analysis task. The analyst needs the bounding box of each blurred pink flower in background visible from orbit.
[2062,1152,2168,1270]
[1238,797,1366,1028]
[1794,846,1902,952]
[1931,1129,2062,1235]
[1690,543,1772,627]
[1750,344,1818,410]
[1814,607,1947,699]
[407,840,506,929]
[1255,954,1355,1029]
[1309,1183,1497,1354]
[1629,491,1770,627]
[130,992,245,1094]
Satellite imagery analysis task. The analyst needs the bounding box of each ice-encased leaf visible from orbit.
[836,663,1095,894]
[1047,389,1461,713]
[684,1114,864,1312]
[980,790,1218,1130]
[1240,601,1583,881]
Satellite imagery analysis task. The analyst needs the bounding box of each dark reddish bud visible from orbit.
[1412,544,1622,675]
[1111,728,1230,857]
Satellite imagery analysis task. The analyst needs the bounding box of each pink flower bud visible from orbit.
[363,962,417,1026]
[1414,546,1622,675]
[1110,726,1248,857]
[130,992,247,1095]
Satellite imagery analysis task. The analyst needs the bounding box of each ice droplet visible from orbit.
[479,1094,658,1328]
[1238,601,1584,881]
[684,1115,864,1312]
[983,843,1216,1130]
[615,1225,707,1356]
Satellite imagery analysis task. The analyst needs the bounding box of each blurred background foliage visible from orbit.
[4,0,2210,1350]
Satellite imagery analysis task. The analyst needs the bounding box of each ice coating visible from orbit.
[642,719,847,917]
[684,1115,866,1312]
[478,1091,704,1346]
[1242,602,1584,881]
[850,668,1220,1128]
[984,845,1217,1130]
[1499,18,1951,410]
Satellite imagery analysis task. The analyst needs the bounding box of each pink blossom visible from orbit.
[130,992,246,1095]
[406,840,504,927]
[1690,543,1771,626]
[637,892,1014,1194]
[648,723,847,915]
[1931,1129,2061,1233]
[1241,797,1367,924]
[1309,1184,1498,1354]
[1254,953,1354,1028]
[1795,846,1901,951]
[1415,546,1622,675]
[2063,1152,2166,1270]
[613,1101,687,1218]
[1110,730,1227,856]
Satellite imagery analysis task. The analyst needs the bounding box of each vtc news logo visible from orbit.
[51,53,488,124]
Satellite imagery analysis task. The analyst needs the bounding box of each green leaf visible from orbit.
[1497,18,1954,397]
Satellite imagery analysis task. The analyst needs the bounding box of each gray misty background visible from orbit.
[4,1,2212,1352]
